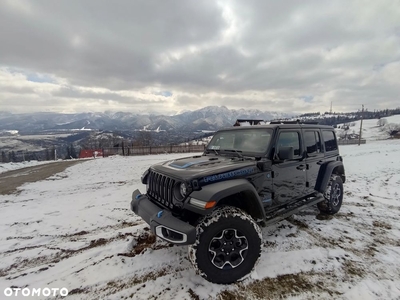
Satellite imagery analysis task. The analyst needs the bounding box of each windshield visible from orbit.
[206,128,272,155]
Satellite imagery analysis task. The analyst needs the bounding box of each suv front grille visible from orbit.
[147,170,175,209]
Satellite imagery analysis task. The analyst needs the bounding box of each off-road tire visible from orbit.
[188,206,262,284]
[317,175,343,214]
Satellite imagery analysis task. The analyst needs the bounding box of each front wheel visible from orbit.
[188,206,262,284]
[317,175,343,214]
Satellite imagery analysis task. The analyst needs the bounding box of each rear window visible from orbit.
[322,130,338,152]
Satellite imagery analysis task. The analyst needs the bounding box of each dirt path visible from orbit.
[0,160,85,195]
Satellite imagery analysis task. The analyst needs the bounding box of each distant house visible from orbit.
[79,149,103,158]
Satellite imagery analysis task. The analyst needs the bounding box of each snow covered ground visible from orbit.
[0,160,60,175]
[0,143,400,299]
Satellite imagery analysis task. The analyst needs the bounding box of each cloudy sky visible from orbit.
[1,0,399,115]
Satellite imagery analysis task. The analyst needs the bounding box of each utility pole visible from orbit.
[330,101,332,114]
[358,105,364,146]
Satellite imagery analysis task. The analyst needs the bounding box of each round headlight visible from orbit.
[180,182,187,198]
[173,182,189,203]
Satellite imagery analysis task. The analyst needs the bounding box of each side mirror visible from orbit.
[278,146,294,160]
[257,160,272,171]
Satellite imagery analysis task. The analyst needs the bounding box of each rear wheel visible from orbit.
[318,175,343,214]
[188,206,262,284]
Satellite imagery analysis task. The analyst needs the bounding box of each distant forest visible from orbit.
[298,107,400,126]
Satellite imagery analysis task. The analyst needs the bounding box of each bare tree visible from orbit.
[383,123,400,137]
[337,129,347,140]
[136,131,153,146]
[377,118,388,127]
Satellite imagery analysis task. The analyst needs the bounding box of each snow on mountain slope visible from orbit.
[0,143,400,299]
[0,106,293,133]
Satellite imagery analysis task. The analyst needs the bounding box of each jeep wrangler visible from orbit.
[130,122,345,284]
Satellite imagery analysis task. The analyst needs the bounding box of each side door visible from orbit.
[303,129,324,194]
[271,129,306,204]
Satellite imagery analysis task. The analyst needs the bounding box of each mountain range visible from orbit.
[0,106,292,133]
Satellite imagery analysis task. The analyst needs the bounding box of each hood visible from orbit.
[151,155,258,180]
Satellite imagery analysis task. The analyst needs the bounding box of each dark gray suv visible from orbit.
[130,122,345,283]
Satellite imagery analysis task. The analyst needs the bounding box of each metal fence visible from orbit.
[0,144,207,162]
[102,144,207,157]
[338,139,366,145]
[0,149,56,163]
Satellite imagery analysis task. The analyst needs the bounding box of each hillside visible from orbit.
[0,106,291,156]
[337,114,400,141]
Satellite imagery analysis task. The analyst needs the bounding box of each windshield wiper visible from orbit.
[205,149,219,156]
[221,149,243,158]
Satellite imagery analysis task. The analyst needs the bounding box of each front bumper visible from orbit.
[130,189,196,245]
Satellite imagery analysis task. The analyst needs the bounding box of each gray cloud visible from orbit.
[54,87,127,102]
[0,0,399,114]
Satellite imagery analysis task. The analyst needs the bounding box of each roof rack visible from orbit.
[233,118,320,126]
[233,119,264,126]
[270,119,319,125]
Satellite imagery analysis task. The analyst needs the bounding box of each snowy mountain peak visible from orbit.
[0,106,293,132]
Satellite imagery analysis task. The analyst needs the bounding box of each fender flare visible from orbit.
[189,179,266,220]
[315,161,345,193]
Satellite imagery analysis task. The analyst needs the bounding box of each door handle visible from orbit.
[317,160,324,165]
[296,165,306,170]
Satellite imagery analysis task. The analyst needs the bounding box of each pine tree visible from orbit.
[52,146,56,160]
[70,144,77,159]
[65,145,71,159]
[1,151,6,163]
[45,149,51,161]
[11,151,17,162]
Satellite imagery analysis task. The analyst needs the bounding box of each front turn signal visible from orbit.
[205,201,217,209]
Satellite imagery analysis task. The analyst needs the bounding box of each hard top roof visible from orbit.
[218,123,334,131]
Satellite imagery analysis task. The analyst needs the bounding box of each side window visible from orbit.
[304,131,317,154]
[277,131,301,156]
[323,130,338,152]
[304,131,322,155]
